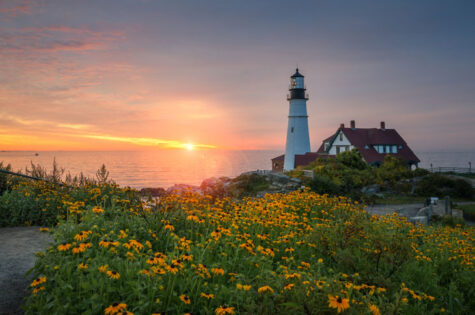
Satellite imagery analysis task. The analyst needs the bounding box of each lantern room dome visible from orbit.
[291,68,304,78]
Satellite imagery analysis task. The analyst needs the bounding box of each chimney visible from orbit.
[350,120,355,129]
[380,121,386,130]
[340,123,345,129]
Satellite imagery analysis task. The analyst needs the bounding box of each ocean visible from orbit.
[1,150,474,189]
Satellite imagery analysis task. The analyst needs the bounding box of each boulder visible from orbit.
[361,184,380,195]
[140,187,166,197]
[167,184,201,194]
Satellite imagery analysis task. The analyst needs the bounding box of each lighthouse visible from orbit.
[283,68,311,170]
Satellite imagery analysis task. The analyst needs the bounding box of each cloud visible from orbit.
[0,25,123,54]
[0,0,35,17]
[80,134,216,150]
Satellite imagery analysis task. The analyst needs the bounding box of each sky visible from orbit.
[0,0,474,151]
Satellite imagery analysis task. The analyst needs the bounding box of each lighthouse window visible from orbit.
[291,127,294,133]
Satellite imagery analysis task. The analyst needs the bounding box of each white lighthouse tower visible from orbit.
[283,68,311,170]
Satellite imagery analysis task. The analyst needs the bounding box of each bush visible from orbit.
[413,168,430,177]
[308,175,340,195]
[0,162,13,195]
[376,155,411,186]
[415,174,473,198]
[229,173,269,197]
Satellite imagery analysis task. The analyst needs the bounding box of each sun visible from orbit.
[185,143,194,151]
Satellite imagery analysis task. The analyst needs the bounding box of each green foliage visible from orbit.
[96,164,110,184]
[0,162,13,194]
[16,187,474,314]
[431,215,466,227]
[455,204,475,221]
[415,174,473,198]
[301,150,375,199]
[308,175,340,195]
[229,173,269,197]
[335,149,369,170]
[0,164,122,227]
[375,155,411,186]
[413,168,430,177]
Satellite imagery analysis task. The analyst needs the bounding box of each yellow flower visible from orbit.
[200,292,215,299]
[258,286,274,294]
[107,270,120,280]
[78,263,88,270]
[99,265,109,273]
[93,206,104,214]
[317,258,323,263]
[104,302,127,314]
[30,277,46,287]
[369,304,380,315]
[328,295,350,313]
[33,286,45,294]
[211,268,225,275]
[284,283,295,291]
[179,294,191,304]
[164,224,175,231]
[57,243,71,251]
[215,306,235,315]
[74,230,91,241]
[39,227,49,232]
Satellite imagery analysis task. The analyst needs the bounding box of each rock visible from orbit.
[408,216,429,225]
[361,184,380,195]
[167,184,201,194]
[416,207,429,217]
[140,187,166,197]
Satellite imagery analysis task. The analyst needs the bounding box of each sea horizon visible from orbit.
[2,150,474,189]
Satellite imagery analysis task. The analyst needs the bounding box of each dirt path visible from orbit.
[0,227,50,315]
[365,203,423,217]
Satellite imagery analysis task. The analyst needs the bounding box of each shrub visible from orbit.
[413,168,430,177]
[415,174,473,198]
[308,175,340,195]
[376,155,411,186]
[0,162,13,195]
[229,173,269,197]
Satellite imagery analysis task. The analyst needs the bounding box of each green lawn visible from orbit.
[374,195,426,205]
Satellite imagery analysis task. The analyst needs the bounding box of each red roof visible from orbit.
[322,127,420,164]
[272,125,420,169]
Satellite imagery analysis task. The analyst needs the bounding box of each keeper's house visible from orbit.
[272,120,420,171]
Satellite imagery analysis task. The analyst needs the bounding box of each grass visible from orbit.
[374,195,426,205]
[455,203,475,221]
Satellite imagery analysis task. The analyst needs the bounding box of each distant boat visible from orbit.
[35,153,39,156]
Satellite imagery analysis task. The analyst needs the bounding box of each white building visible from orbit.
[283,69,311,170]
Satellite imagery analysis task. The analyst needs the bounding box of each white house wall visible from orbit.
[328,131,353,155]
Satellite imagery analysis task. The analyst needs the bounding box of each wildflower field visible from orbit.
[1,180,474,314]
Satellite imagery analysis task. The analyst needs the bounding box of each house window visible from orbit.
[365,145,369,150]
[324,142,329,151]
[398,145,403,149]
[339,133,343,141]
[392,145,397,153]
[291,127,294,133]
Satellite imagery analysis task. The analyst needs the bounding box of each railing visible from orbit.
[0,169,64,186]
[427,167,472,174]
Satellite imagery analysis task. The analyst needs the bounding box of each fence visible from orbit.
[427,166,472,174]
[0,169,64,186]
